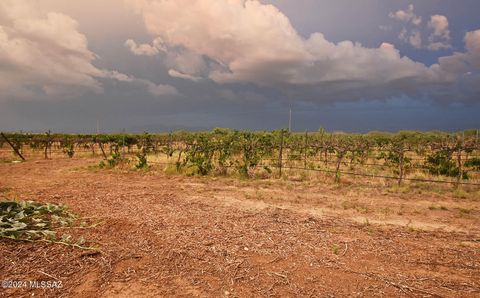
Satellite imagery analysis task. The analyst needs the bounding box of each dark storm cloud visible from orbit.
[0,0,479,132]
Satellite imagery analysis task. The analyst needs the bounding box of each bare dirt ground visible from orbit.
[0,157,479,297]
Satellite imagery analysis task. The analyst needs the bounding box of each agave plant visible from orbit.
[0,201,92,249]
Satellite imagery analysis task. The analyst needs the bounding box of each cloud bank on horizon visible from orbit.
[124,0,480,102]
[0,0,479,104]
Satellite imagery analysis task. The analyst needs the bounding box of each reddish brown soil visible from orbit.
[0,158,479,297]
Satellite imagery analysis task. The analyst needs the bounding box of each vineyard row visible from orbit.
[1,129,480,186]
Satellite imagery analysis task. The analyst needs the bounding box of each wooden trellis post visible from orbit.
[44,130,51,159]
[304,131,308,170]
[278,130,284,178]
[456,132,464,187]
[98,142,108,160]
[398,146,405,186]
[1,132,25,161]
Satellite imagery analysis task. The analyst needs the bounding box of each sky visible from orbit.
[0,0,479,133]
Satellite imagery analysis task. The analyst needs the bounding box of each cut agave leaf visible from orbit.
[4,222,28,231]
[1,200,85,246]
[42,230,57,240]
[14,210,25,220]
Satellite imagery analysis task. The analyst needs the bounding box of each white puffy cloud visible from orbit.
[105,70,181,97]
[0,0,104,99]
[438,29,480,74]
[389,4,422,26]
[465,30,480,68]
[399,28,422,48]
[409,30,422,49]
[125,36,210,79]
[426,30,480,101]
[125,0,453,102]
[121,0,480,103]
[466,30,480,52]
[126,0,307,83]
[427,15,451,51]
[389,5,451,51]
[428,15,450,39]
[0,0,179,100]
[124,37,165,56]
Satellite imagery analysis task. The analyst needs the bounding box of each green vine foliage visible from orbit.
[465,158,480,171]
[61,142,75,158]
[426,150,467,179]
[135,149,149,169]
[2,130,479,181]
[183,133,215,175]
[235,131,275,177]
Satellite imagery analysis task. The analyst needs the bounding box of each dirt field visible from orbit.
[1,157,479,297]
